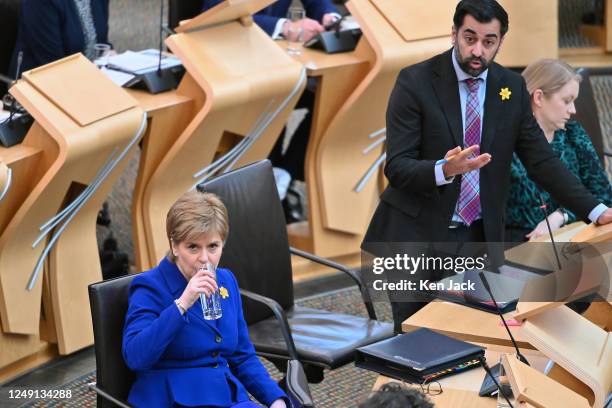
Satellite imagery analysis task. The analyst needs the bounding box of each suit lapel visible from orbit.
[432,50,463,148]
[481,64,503,154]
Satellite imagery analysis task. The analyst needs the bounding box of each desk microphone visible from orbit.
[478,355,515,408]
[478,271,530,366]
[0,51,33,147]
[139,0,177,94]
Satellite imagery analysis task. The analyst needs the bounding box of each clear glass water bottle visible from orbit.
[200,262,222,320]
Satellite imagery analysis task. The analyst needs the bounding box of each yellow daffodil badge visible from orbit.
[499,87,511,101]
[219,286,229,299]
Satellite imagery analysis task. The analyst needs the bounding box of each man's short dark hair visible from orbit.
[453,0,509,37]
[358,383,434,408]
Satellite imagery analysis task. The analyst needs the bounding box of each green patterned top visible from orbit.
[506,120,612,229]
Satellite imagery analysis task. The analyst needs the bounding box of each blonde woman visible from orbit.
[123,191,287,408]
[505,59,612,242]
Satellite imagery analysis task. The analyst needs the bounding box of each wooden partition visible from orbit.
[0,55,144,377]
[129,88,196,270]
[496,0,558,67]
[289,0,451,258]
[133,0,305,269]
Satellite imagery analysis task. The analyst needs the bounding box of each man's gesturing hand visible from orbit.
[442,145,491,178]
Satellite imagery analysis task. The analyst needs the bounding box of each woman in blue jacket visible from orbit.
[123,191,288,408]
[9,0,110,75]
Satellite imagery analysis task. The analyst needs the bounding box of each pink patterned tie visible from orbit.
[457,78,482,226]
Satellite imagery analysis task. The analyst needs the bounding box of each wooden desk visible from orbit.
[286,0,452,259]
[402,301,534,349]
[372,347,551,407]
[127,87,195,270]
[280,41,372,258]
[579,0,612,52]
[372,350,508,408]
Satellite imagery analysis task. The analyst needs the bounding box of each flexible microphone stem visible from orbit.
[537,194,563,270]
[157,0,164,75]
[478,272,530,366]
[479,356,514,408]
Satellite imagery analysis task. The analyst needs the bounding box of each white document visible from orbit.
[100,68,136,87]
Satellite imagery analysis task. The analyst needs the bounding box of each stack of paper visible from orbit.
[102,49,181,75]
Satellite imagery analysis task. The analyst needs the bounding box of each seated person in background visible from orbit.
[123,191,287,408]
[201,0,339,41]
[202,0,340,190]
[9,0,110,75]
[358,383,434,408]
[505,59,612,242]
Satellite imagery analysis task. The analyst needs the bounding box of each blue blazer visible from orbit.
[9,0,109,75]
[201,0,338,35]
[122,258,286,408]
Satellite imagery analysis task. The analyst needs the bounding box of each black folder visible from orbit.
[355,328,484,383]
[434,269,526,314]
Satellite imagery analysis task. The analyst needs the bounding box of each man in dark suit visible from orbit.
[9,0,110,75]
[362,0,612,332]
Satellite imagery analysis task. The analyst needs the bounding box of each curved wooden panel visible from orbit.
[137,17,304,266]
[308,0,449,256]
[0,56,144,359]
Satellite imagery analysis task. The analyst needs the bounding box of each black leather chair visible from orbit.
[168,0,202,30]
[88,274,136,408]
[88,269,315,407]
[198,160,393,383]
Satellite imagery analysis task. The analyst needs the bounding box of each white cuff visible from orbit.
[435,159,454,186]
[272,18,287,40]
[588,203,608,224]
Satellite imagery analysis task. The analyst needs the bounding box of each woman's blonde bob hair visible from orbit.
[165,190,229,262]
[521,58,582,97]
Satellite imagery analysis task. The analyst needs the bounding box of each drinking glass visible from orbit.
[200,262,222,320]
[286,8,305,56]
[93,43,111,68]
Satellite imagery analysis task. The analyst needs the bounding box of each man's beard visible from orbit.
[455,46,497,77]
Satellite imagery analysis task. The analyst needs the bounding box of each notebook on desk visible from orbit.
[355,328,484,383]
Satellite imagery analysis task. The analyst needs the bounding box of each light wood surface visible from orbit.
[502,353,590,408]
[495,0,558,66]
[571,222,612,243]
[402,301,534,349]
[134,3,305,269]
[174,0,275,33]
[521,306,612,408]
[372,350,508,408]
[286,0,450,258]
[127,87,195,270]
[22,54,137,126]
[607,0,612,52]
[0,54,144,369]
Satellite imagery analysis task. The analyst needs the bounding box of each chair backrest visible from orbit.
[168,0,203,30]
[0,0,21,95]
[574,68,604,163]
[198,160,295,324]
[88,274,137,408]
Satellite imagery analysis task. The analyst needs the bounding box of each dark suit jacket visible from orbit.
[363,49,599,248]
[201,0,337,35]
[9,0,109,75]
[123,257,286,408]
